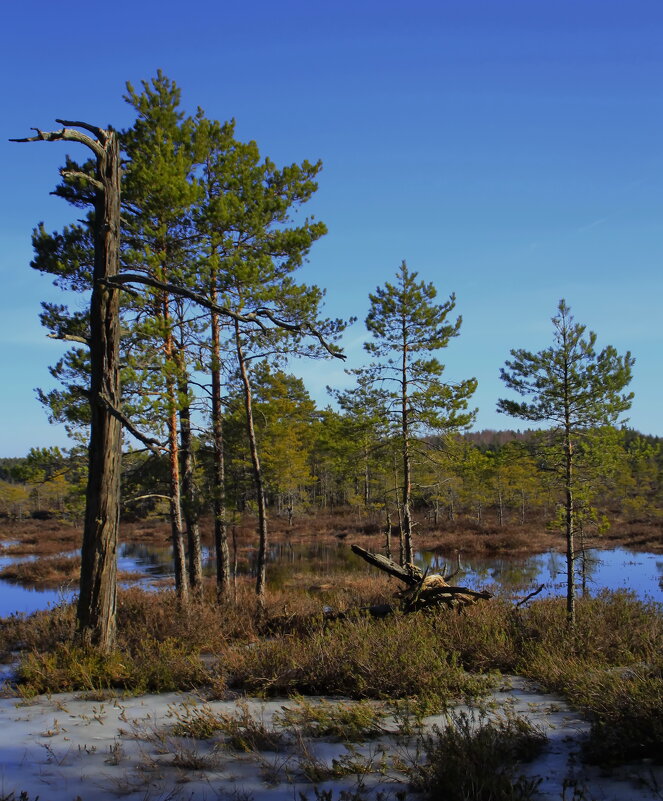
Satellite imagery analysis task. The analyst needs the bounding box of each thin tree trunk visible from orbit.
[565,435,576,626]
[235,320,268,604]
[384,506,392,560]
[163,297,189,602]
[520,489,526,524]
[392,452,405,565]
[563,334,576,627]
[210,300,230,601]
[178,376,203,597]
[401,313,414,564]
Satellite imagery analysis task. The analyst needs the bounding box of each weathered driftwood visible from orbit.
[350,545,424,585]
[351,544,493,612]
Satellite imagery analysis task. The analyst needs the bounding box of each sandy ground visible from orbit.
[0,678,660,801]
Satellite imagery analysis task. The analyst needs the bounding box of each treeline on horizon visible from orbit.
[1,424,661,531]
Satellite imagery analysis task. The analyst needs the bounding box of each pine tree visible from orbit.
[357,261,477,563]
[195,116,344,603]
[498,299,634,625]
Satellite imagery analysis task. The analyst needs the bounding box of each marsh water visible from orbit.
[0,538,660,618]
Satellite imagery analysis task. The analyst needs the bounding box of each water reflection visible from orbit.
[116,542,663,602]
[0,541,660,619]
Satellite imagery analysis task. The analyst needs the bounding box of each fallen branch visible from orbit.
[515,583,546,608]
[350,544,423,585]
[351,544,493,613]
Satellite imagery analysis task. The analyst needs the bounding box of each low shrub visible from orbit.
[16,637,210,695]
[403,708,547,801]
[170,699,285,751]
[274,695,387,741]
[226,611,494,702]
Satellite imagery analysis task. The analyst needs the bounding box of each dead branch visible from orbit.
[104,273,346,360]
[515,583,546,608]
[351,544,423,585]
[47,333,90,346]
[123,494,171,504]
[97,393,165,455]
[10,123,106,160]
[60,168,104,192]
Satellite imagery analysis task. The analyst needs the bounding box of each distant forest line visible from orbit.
[1,425,660,533]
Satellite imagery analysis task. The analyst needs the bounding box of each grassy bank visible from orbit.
[1,582,660,766]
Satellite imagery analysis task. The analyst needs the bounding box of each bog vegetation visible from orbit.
[1,72,661,781]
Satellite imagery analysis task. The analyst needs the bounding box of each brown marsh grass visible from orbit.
[0,541,659,766]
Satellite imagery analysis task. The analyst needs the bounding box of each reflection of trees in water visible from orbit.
[576,548,603,596]
[119,543,174,576]
[116,541,660,600]
[418,550,543,591]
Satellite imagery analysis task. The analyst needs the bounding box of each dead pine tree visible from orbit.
[12,121,122,651]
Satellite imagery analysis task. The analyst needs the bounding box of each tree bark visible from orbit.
[163,296,189,602]
[178,378,203,598]
[76,129,122,651]
[401,314,414,564]
[210,297,230,601]
[235,319,268,604]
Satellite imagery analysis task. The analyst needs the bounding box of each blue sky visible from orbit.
[1,0,662,455]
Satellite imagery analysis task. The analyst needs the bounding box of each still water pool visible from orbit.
[0,541,660,618]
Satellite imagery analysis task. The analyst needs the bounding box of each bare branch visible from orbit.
[123,494,171,504]
[97,393,165,455]
[55,119,108,142]
[10,123,105,159]
[105,273,346,360]
[515,583,546,608]
[47,333,90,346]
[60,168,104,192]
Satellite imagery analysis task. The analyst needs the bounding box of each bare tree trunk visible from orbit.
[77,128,122,651]
[163,297,189,602]
[401,316,414,564]
[520,489,526,524]
[384,506,392,560]
[565,435,576,626]
[235,320,268,604]
[179,380,203,597]
[210,299,230,601]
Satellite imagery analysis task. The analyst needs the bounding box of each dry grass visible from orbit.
[0,554,81,588]
[0,523,660,768]
[403,708,547,801]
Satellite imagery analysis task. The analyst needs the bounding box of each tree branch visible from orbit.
[55,119,108,143]
[515,583,546,608]
[47,333,90,346]
[123,494,171,504]
[97,393,165,455]
[105,273,346,360]
[60,168,104,192]
[9,123,106,160]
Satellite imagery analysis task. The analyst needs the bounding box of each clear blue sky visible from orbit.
[1,0,662,456]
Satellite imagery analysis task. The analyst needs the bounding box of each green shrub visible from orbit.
[16,637,210,695]
[274,695,386,741]
[404,708,546,801]
[227,611,494,702]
